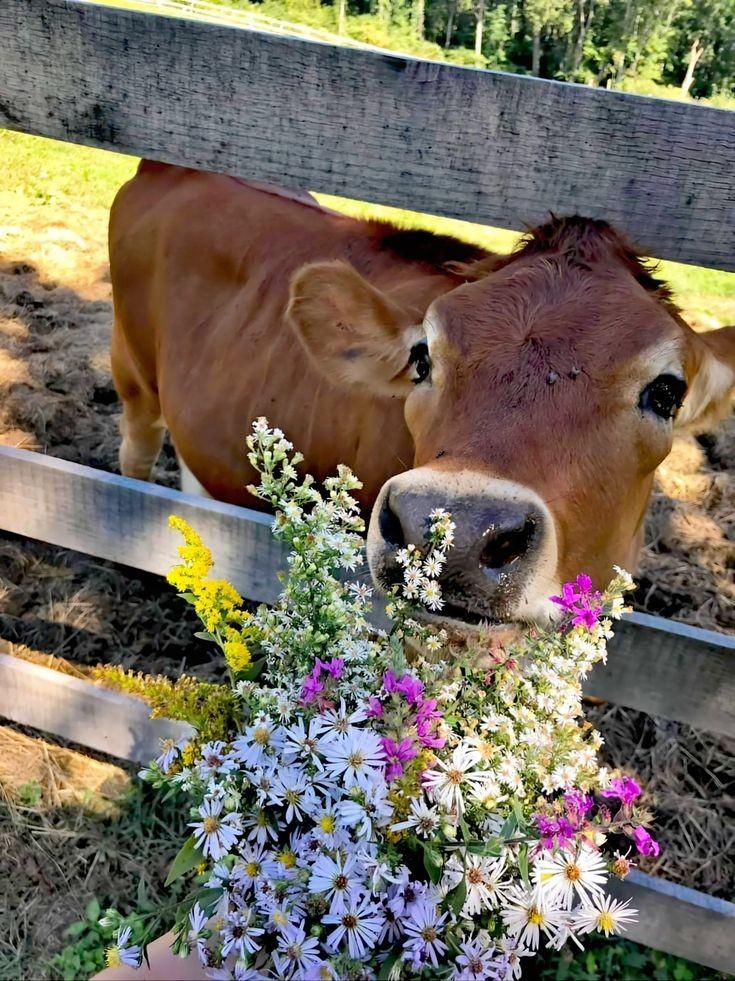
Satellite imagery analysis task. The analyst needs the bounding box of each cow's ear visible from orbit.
[677,325,735,430]
[287,260,422,396]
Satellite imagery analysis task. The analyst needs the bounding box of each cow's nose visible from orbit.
[369,479,548,622]
[477,505,539,573]
[379,490,540,573]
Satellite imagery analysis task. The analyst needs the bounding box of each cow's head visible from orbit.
[288,217,735,629]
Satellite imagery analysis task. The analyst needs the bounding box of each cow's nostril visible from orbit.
[379,497,406,549]
[480,517,536,571]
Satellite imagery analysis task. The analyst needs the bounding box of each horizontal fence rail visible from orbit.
[1,445,733,738]
[0,650,194,762]
[1,0,734,268]
[607,870,735,973]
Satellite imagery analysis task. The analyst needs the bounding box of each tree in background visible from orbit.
[523,0,573,75]
[243,0,735,101]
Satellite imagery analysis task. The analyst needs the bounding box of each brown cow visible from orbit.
[109,161,735,629]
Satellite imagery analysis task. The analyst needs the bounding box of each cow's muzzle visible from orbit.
[367,467,558,628]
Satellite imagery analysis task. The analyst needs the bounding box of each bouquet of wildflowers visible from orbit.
[104,419,658,979]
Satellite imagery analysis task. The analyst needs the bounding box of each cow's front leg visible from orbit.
[119,401,165,481]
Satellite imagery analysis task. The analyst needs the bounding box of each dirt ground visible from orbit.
[0,159,733,975]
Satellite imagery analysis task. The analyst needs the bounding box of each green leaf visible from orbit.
[240,657,265,681]
[64,920,88,938]
[444,876,467,916]
[422,843,443,884]
[517,843,529,885]
[164,835,204,887]
[512,798,526,831]
[192,886,224,913]
[458,814,471,842]
[85,897,101,923]
[499,812,517,840]
[194,630,216,642]
[466,838,501,856]
[378,949,401,980]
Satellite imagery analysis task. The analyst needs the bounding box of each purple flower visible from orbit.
[300,666,324,703]
[415,697,441,722]
[601,776,642,807]
[366,696,384,718]
[632,826,660,857]
[416,716,445,749]
[316,657,344,679]
[551,574,603,630]
[381,737,417,782]
[383,670,400,693]
[564,789,595,819]
[396,675,425,705]
[533,814,576,851]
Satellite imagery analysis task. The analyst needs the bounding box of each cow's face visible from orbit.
[289,217,735,629]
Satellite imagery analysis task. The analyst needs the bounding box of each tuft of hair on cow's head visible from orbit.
[288,215,735,632]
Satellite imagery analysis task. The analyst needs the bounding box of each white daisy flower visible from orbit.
[423,554,444,578]
[500,886,566,950]
[453,937,505,979]
[313,699,367,738]
[154,735,188,774]
[533,846,608,908]
[499,936,534,980]
[272,921,323,978]
[233,843,277,888]
[391,798,440,838]
[232,718,284,768]
[323,895,384,959]
[221,906,264,958]
[445,852,512,915]
[309,852,365,913]
[573,893,638,937]
[188,902,210,963]
[242,806,278,846]
[282,717,325,770]
[104,926,141,970]
[197,741,237,779]
[337,779,393,838]
[322,730,386,791]
[268,768,317,823]
[190,798,242,860]
[402,900,448,970]
[420,579,444,611]
[423,744,491,814]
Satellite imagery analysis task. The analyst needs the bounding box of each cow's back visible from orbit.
[109,163,428,506]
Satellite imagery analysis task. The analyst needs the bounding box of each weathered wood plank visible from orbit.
[1,446,734,734]
[1,1,733,268]
[0,444,288,604]
[609,870,735,973]
[0,650,195,763]
[587,611,735,738]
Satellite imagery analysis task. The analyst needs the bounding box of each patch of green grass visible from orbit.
[539,934,730,981]
[45,899,108,981]
[0,779,184,980]
[0,130,137,211]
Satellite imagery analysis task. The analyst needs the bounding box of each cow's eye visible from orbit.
[639,374,688,420]
[408,340,431,384]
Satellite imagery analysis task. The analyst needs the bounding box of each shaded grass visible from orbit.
[0,728,184,981]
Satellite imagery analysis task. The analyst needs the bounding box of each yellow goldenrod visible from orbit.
[167,516,257,671]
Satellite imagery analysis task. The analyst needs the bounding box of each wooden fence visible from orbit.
[0,0,734,971]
